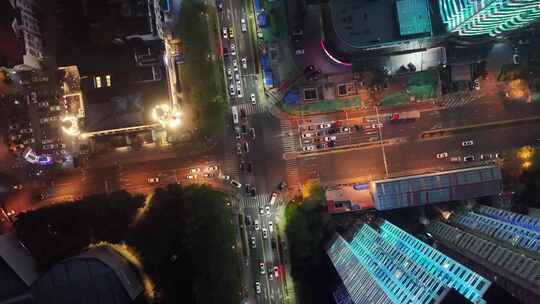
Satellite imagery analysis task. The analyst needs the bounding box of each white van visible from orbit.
[231,106,239,124]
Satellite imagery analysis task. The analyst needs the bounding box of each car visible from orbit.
[260,263,266,274]
[229,84,235,95]
[186,175,196,179]
[230,179,242,188]
[230,43,236,56]
[250,128,256,140]
[8,124,19,130]
[295,48,305,55]
[513,53,520,65]
[305,65,315,72]
[241,18,247,32]
[236,142,242,154]
[222,27,228,39]
[42,144,56,150]
[319,123,331,129]
[473,79,480,90]
[190,168,201,174]
[250,187,256,197]
[262,228,268,238]
[23,138,35,145]
[20,128,33,134]
[324,136,337,142]
[237,88,243,98]
[372,123,383,129]
[255,281,261,293]
[243,142,249,153]
[274,266,279,278]
[436,152,448,159]
[268,221,273,232]
[235,73,240,81]
[250,93,256,104]
[240,162,245,172]
[316,143,327,149]
[278,181,287,190]
[148,177,160,184]
[227,67,232,79]
[303,145,315,151]
[217,1,223,11]
[246,162,252,173]
[241,57,247,69]
[203,173,214,178]
[251,237,257,249]
[494,153,501,158]
[302,132,313,138]
[228,28,234,39]
[232,59,238,71]
[12,184,23,190]
[207,165,219,172]
[450,156,461,162]
[270,192,278,205]
[328,141,336,147]
[259,207,264,215]
[255,219,260,230]
[244,184,251,194]
[234,126,241,139]
[461,140,474,147]
[265,205,271,216]
[463,155,475,162]
[342,127,350,133]
[218,174,230,180]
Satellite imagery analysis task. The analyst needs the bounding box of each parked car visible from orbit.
[241,57,247,69]
[303,145,315,151]
[147,177,160,184]
[222,27,228,39]
[462,140,474,147]
[436,152,448,159]
[250,93,256,104]
[230,179,242,188]
[463,155,475,162]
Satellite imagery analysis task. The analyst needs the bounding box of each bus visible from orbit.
[231,106,239,124]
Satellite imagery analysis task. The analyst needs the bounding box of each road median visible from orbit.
[421,116,540,139]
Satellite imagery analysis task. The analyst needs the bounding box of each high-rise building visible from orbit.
[427,205,540,304]
[439,0,540,37]
[327,220,491,304]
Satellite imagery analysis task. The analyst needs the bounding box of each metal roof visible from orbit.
[371,166,503,210]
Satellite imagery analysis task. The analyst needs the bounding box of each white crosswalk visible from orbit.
[236,102,264,115]
[285,159,299,186]
[441,92,476,108]
[280,120,298,153]
[237,193,271,209]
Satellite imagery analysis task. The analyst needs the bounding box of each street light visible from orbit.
[152,103,182,129]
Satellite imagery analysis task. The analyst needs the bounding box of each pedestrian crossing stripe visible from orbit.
[235,193,286,209]
[441,93,475,109]
[236,103,264,115]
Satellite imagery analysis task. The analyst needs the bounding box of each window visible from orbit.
[94,76,102,88]
[106,75,111,87]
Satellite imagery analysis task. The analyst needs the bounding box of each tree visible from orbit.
[15,191,144,269]
[128,184,241,304]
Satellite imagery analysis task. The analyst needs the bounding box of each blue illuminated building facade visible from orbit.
[439,0,540,36]
[327,220,491,304]
[427,205,540,304]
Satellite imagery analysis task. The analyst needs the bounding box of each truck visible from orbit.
[390,111,420,123]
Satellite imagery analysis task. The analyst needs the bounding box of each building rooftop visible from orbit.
[327,220,491,304]
[328,0,432,49]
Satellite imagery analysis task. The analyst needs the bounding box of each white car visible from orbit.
[295,49,305,55]
[372,123,383,128]
[324,136,337,142]
[262,228,268,239]
[319,123,331,129]
[251,237,256,249]
[268,221,274,232]
[302,132,313,138]
[207,165,219,172]
[190,168,201,174]
[241,18,247,32]
[303,145,315,151]
[227,67,232,79]
[42,144,57,150]
[186,175,196,180]
[230,179,242,188]
[20,128,33,134]
[260,263,266,274]
[461,140,474,147]
[230,43,236,56]
[229,84,236,95]
[233,59,238,71]
[218,174,230,180]
[222,27,228,39]
[463,155,475,162]
[241,57,247,69]
[436,152,448,159]
[147,177,160,184]
[265,205,271,217]
[235,73,240,81]
[255,281,261,294]
[255,220,260,231]
[250,93,256,104]
[23,138,35,145]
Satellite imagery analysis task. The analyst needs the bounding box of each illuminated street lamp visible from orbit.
[61,115,81,136]
[152,104,181,129]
